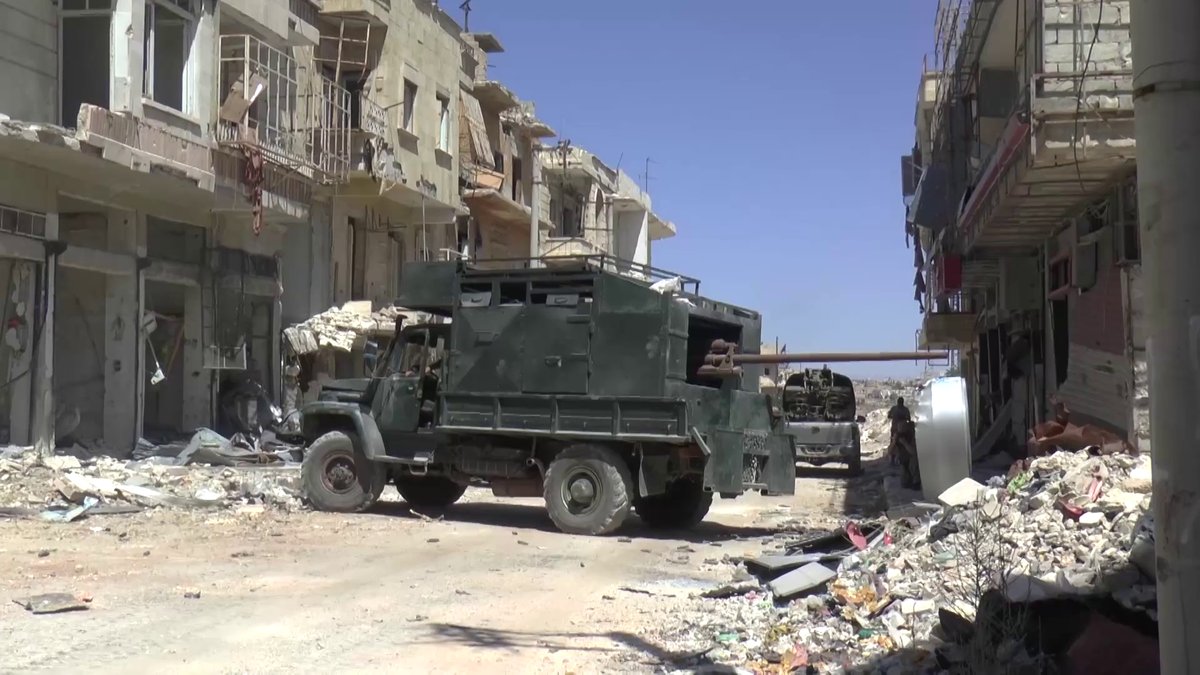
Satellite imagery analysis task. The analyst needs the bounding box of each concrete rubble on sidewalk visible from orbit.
[0,442,302,520]
[652,447,1157,674]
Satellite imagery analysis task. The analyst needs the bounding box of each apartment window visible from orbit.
[437,94,451,152]
[512,156,524,203]
[143,0,196,113]
[402,80,418,134]
[60,1,113,127]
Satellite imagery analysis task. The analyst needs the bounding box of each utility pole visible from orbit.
[529,143,542,268]
[1130,1,1200,671]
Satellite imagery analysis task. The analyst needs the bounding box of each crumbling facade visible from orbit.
[0,0,346,452]
[0,0,681,454]
[540,144,676,275]
[903,0,1145,454]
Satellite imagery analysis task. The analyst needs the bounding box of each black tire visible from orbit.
[543,444,633,536]
[634,478,713,529]
[395,475,467,509]
[301,431,385,513]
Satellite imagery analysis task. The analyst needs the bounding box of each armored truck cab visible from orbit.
[299,258,796,535]
[779,368,866,475]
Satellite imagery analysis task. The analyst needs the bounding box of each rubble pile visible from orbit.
[284,302,432,354]
[655,447,1157,673]
[859,409,891,444]
[0,444,302,522]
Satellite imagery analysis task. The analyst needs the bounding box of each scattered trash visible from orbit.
[653,447,1157,672]
[13,593,89,614]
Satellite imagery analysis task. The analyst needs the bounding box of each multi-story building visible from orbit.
[0,0,353,451]
[457,32,555,264]
[902,0,1145,455]
[0,0,682,453]
[540,143,675,274]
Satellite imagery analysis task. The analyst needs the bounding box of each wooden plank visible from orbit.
[459,91,493,163]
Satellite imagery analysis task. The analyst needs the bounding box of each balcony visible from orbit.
[320,0,390,25]
[917,252,998,349]
[958,71,1136,254]
[216,34,351,183]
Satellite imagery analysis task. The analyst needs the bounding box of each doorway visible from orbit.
[143,280,188,438]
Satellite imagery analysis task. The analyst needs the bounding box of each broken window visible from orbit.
[402,79,418,134]
[437,94,451,152]
[512,156,524,203]
[60,4,112,127]
[143,0,196,113]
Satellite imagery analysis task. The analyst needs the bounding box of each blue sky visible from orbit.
[467,1,936,377]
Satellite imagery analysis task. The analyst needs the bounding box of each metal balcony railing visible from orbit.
[356,92,387,138]
[216,34,351,183]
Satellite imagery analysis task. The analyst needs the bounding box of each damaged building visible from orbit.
[0,0,350,452]
[903,0,1143,456]
[539,143,676,275]
[0,0,684,454]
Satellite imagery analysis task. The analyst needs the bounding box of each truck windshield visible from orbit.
[380,330,445,377]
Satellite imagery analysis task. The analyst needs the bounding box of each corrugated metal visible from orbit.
[1056,344,1130,434]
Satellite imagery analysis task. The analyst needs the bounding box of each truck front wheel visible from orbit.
[395,475,467,509]
[302,431,385,513]
[543,445,633,536]
[634,478,713,529]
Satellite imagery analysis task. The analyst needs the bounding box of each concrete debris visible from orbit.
[767,563,837,600]
[283,302,435,355]
[936,477,986,507]
[654,447,1157,673]
[131,428,300,466]
[0,446,303,517]
[14,593,90,614]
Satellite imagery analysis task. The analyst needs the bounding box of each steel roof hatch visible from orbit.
[397,261,459,314]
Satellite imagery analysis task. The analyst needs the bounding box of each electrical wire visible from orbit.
[1073,0,1105,194]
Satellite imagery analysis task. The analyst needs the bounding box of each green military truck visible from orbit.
[298,258,796,535]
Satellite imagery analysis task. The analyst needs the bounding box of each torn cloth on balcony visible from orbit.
[242,146,265,236]
[914,269,927,312]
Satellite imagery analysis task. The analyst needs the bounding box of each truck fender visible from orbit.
[301,402,388,461]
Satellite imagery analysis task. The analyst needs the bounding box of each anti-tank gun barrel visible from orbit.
[698,340,949,378]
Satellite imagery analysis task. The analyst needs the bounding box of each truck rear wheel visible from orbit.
[302,431,385,513]
[543,445,632,536]
[634,478,712,529]
[395,475,466,509]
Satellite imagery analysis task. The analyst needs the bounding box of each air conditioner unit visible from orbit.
[1073,241,1099,291]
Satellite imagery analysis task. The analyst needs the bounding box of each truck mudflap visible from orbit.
[702,428,796,496]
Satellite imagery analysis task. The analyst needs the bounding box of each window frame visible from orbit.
[436,93,451,152]
[142,0,197,115]
[402,79,419,135]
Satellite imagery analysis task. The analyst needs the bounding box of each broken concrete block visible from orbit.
[937,478,986,508]
[767,563,836,600]
[14,593,89,614]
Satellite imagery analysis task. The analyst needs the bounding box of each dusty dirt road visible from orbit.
[1,458,886,675]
